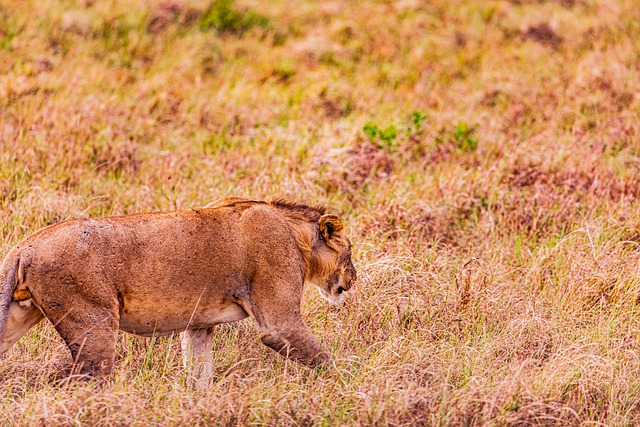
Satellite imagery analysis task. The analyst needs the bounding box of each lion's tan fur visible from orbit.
[0,197,356,379]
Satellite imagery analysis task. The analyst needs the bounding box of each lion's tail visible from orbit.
[0,248,19,342]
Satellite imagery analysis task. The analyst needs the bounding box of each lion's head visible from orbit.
[310,214,357,305]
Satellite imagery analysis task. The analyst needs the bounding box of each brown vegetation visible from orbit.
[2,0,640,425]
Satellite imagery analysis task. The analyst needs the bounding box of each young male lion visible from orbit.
[0,198,356,382]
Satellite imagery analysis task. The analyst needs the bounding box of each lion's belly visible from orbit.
[118,302,249,337]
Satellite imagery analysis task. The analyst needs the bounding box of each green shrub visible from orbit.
[452,121,478,152]
[199,0,270,35]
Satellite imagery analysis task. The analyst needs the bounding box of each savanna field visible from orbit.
[1,0,640,425]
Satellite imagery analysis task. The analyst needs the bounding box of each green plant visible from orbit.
[363,122,379,140]
[411,110,427,132]
[363,122,398,149]
[452,121,478,152]
[199,0,270,35]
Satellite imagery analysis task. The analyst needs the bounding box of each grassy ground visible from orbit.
[1,0,640,424]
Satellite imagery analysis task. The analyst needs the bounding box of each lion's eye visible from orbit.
[337,286,344,294]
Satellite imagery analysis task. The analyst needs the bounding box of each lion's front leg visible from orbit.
[180,327,214,386]
[258,319,332,367]
[242,286,332,367]
[241,245,333,368]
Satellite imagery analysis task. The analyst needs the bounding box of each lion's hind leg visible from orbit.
[0,301,44,355]
[47,303,119,379]
[180,327,214,387]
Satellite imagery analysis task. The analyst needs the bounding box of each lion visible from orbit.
[0,197,356,382]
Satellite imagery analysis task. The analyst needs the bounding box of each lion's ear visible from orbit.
[319,214,344,242]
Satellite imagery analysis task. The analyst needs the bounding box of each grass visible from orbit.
[1,0,640,424]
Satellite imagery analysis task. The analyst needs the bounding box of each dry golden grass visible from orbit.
[2,0,640,424]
